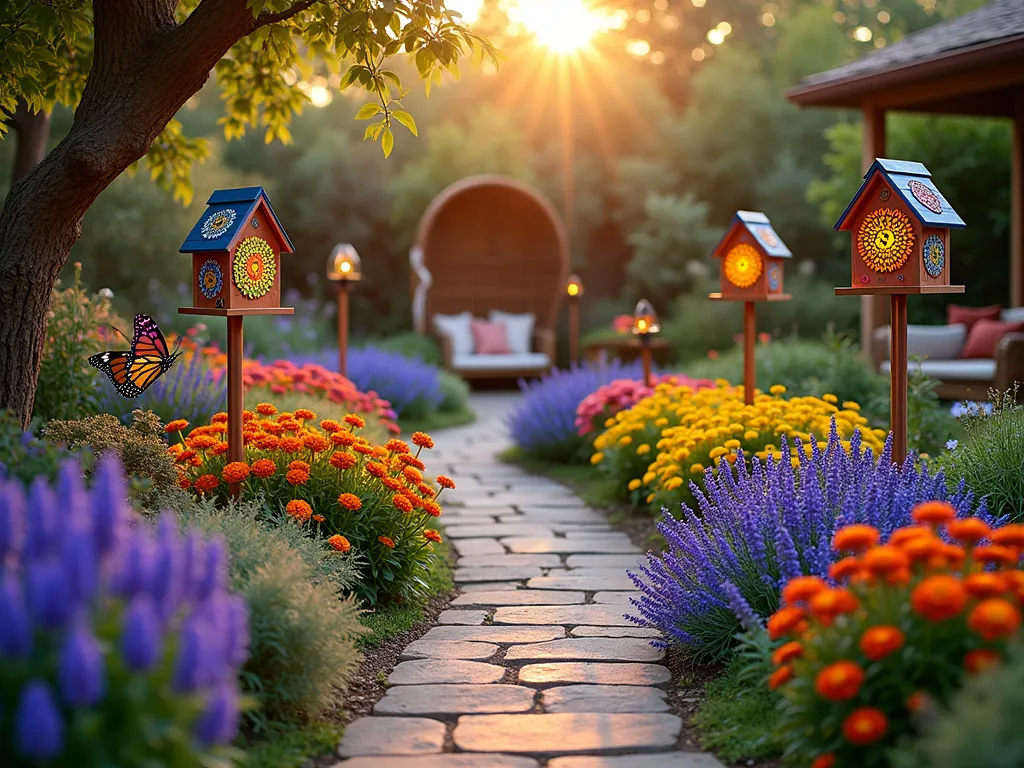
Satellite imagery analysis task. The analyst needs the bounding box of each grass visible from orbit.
[358,537,455,649]
[399,404,477,436]
[693,658,785,763]
[243,720,345,768]
[497,445,624,511]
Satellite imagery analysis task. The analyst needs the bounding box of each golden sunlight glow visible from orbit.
[853,25,873,42]
[509,0,624,54]
[307,85,332,108]
[445,0,485,24]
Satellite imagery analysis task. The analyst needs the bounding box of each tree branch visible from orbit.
[255,0,319,28]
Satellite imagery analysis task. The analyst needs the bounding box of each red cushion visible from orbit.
[470,320,510,354]
[960,319,1024,359]
[947,304,1002,332]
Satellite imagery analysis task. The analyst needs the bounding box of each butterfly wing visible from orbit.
[127,354,178,395]
[89,351,145,398]
[131,314,172,359]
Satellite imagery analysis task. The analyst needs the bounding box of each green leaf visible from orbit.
[354,102,383,120]
[391,109,417,136]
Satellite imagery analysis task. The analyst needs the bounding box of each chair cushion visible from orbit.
[961,319,1024,359]
[880,359,996,382]
[947,304,1001,332]
[874,324,966,361]
[1001,308,1024,324]
[451,352,550,372]
[489,310,535,355]
[433,312,474,357]
[471,319,511,354]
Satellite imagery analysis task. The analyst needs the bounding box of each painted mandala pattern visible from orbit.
[754,225,779,248]
[857,207,915,273]
[198,260,223,300]
[724,243,763,289]
[201,209,236,239]
[909,180,943,214]
[923,235,945,278]
[767,263,781,291]
[233,237,277,299]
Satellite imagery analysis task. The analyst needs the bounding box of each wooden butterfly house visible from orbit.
[709,210,792,302]
[179,187,295,317]
[834,159,965,295]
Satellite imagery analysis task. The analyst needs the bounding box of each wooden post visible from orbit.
[568,296,579,366]
[226,314,244,498]
[640,333,652,387]
[889,294,909,465]
[743,301,756,405]
[337,281,350,378]
[861,104,889,364]
[1012,89,1024,307]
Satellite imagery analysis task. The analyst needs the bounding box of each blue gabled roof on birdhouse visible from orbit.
[179,187,295,254]
[834,159,965,231]
[711,210,792,259]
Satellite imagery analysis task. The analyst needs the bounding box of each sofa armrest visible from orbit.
[871,326,890,369]
[533,327,556,364]
[995,332,1024,397]
[431,331,454,368]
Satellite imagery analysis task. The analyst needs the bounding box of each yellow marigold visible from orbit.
[286,499,312,523]
[664,477,684,491]
[303,433,329,453]
[637,444,650,455]
[328,534,351,553]
[724,439,741,450]
[709,446,728,459]
[424,529,442,544]
[256,403,277,416]
[393,494,414,513]
[591,452,604,465]
[338,493,362,510]
[628,479,642,491]
[436,475,456,490]
[822,393,838,404]
[386,439,411,454]
[744,430,759,441]
[164,419,189,433]
[294,408,316,421]
[690,463,705,474]
[344,414,366,429]
[251,458,276,478]
[222,462,250,484]
[411,431,434,449]
[769,385,787,395]
[842,401,860,411]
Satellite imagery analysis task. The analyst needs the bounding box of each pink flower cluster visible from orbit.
[611,315,634,335]
[575,374,715,436]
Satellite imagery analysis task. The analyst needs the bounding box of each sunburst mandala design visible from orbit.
[909,180,943,214]
[857,208,915,273]
[198,259,223,299]
[233,237,276,299]
[201,209,236,239]
[923,235,945,278]
[723,244,763,289]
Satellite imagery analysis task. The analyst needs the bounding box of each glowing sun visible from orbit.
[509,0,619,53]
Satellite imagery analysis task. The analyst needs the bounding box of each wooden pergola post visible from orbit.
[1013,89,1024,308]
[861,104,888,362]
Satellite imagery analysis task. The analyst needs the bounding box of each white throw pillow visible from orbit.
[433,312,474,357]
[1002,308,1024,324]
[489,310,535,355]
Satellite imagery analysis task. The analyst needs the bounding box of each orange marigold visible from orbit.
[411,431,434,449]
[286,468,310,486]
[194,474,219,494]
[815,661,864,701]
[423,499,442,517]
[209,442,229,456]
[344,414,366,429]
[809,588,858,625]
[906,691,927,713]
[911,500,956,526]
[863,545,910,575]
[768,665,794,690]
[222,462,250,483]
[912,574,967,622]
[288,460,311,473]
[331,431,356,447]
[279,436,303,454]
[436,475,456,490]
[175,449,198,464]
[402,466,423,483]
[964,572,1006,599]
[263,422,286,436]
[842,707,888,746]
[889,525,932,546]
[256,434,281,451]
[320,419,342,433]
[991,524,1024,549]
[947,518,992,545]
[365,462,387,478]
[187,434,218,450]
[242,410,257,422]
[353,443,375,456]
[286,499,313,523]
[974,545,1019,567]
[178,476,191,490]
[211,412,229,424]
[902,535,941,562]
[294,408,316,421]
[378,535,395,549]
[968,598,1022,641]
[312,514,326,523]
[965,649,1001,675]
[393,494,414,513]
[328,534,351,553]
[771,641,803,666]
[424,529,443,544]
[832,524,879,553]
[338,493,362,511]
[767,606,805,640]
[330,451,357,470]
[860,625,905,661]
[810,755,836,768]
[256,403,278,416]
[385,438,410,454]
[829,557,863,583]
[303,433,329,453]
[382,477,404,491]
[399,454,426,470]
[1004,571,1024,600]
[781,576,827,606]
[165,419,189,433]
[279,419,301,432]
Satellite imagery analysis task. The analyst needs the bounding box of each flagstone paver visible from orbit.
[337,394,724,767]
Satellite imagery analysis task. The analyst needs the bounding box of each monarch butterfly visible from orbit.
[89,314,182,399]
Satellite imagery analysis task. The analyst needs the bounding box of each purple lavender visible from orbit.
[509,360,650,462]
[628,422,992,661]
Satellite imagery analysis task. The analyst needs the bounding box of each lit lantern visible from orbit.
[632,298,659,387]
[326,244,363,378]
[566,273,584,365]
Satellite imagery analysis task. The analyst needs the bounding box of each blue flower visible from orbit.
[121,595,162,672]
[59,622,105,707]
[26,559,72,631]
[195,681,241,745]
[16,681,64,760]
[0,573,31,657]
[946,439,959,450]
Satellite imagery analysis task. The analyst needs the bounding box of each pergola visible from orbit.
[787,0,1024,350]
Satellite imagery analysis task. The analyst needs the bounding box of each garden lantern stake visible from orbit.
[632,298,660,387]
[179,187,295,496]
[709,211,792,405]
[327,244,362,378]
[834,159,965,464]
[567,272,583,365]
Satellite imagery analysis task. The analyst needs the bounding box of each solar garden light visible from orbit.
[327,243,362,378]
[567,272,583,365]
[632,298,660,387]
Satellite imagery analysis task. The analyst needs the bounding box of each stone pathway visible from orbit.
[336,394,725,768]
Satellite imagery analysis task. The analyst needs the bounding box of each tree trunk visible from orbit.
[8,100,52,185]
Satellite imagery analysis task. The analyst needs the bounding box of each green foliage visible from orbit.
[242,720,345,768]
[889,642,1024,768]
[0,410,89,486]
[369,332,443,367]
[172,495,364,731]
[897,362,961,457]
[42,410,178,508]
[935,388,1024,523]
[437,369,471,413]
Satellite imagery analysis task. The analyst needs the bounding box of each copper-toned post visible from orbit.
[640,333,652,388]
[889,294,909,464]
[743,301,756,405]
[226,314,244,498]
[337,282,350,378]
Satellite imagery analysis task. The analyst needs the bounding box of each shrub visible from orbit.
[171,494,364,730]
[767,507,1024,768]
[627,425,991,661]
[936,388,1024,523]
[0,459,247,766]
[170,407,452,605]
[97,353,225,428]
[890,641,1024,768]
[42,410,179,508]
[594,382,888,510]
[437,369,472,414]
[0,411,87,486]
[508,360,648,463]
[370,332,443,366]
[575,373,715,438]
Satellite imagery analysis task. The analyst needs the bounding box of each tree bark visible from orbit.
[8,100,52,185]
[0,0,259,426]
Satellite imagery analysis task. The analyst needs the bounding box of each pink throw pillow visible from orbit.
[960,319,1024,359]
[471,320,510,354]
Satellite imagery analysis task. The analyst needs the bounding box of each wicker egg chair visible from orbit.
[410,174,569,379]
